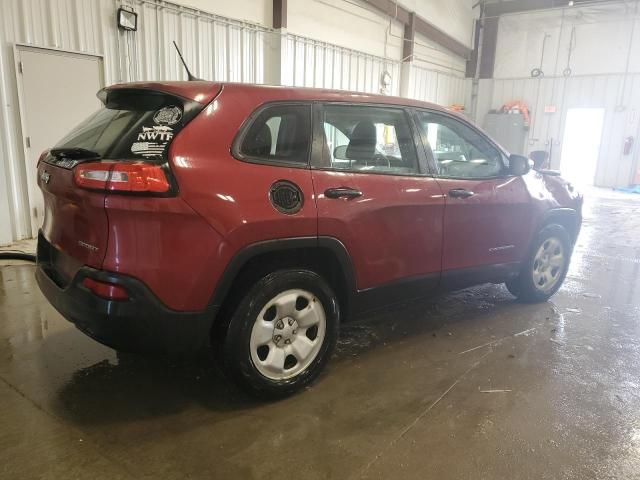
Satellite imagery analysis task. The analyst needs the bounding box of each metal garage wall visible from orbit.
[405,32,469,108]
[0,0,271,245]
[0,0,474,244]
[407,66,467,106]
[479,74,640,188]
[282,33,401,96]
[0,0,119,245]
[477,2,640,188]
[120,0,270,83]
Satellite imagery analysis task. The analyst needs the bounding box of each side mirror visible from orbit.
[333,145,348,160]
[508,154,530,176]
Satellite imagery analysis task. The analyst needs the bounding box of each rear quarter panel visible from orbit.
[101,196,223,311]
[166,86,318,307]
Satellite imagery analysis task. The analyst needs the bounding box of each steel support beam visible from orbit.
[361,0,471,59]
[402,12,415,62]
[273,0,287,29]
[413,16,471,59]
[484,0,562,18]
[471,0,563,80]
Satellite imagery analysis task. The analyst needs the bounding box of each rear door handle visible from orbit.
[324,187,363,199]
[448,188,475,199]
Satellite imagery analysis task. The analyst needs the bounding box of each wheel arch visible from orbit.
[539,208,581,246]
[209,237,357,332]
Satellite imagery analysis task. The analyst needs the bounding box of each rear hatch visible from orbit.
[38,84,217,279]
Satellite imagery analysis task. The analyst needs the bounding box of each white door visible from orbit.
[16,46,103,237]
[560,107,605,186]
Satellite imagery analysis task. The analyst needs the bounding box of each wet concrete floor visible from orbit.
[1,188,640,479]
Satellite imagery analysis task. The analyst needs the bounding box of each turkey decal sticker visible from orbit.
[130,106,182,158]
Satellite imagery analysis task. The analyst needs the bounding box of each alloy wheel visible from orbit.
[532,237,565,292]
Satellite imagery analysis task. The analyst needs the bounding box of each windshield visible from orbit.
[55,91,190,160]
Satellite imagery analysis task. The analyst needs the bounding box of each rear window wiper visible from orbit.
[50,147,102,160]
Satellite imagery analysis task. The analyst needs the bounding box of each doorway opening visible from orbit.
[560,107,605,186]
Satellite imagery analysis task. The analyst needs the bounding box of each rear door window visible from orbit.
[237,104,311,166]
[319,104,419,175]
[54,90,195,161]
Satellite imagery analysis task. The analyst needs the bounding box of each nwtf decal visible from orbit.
[131,126,174,158]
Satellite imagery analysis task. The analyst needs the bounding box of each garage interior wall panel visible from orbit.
[287,0,404,59]
[474,3,640,188]
[122,0,269,83]
[407,66,467,106]
[494,3,640,79]
[0,0,475,244]
[477,74,640,189]
[0,0,119,245]
[401,0,474,50]
[167,0,272,26]
[283,34,400,95]
[407,32,469,107]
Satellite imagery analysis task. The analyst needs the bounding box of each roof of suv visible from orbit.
[105,81,452,113]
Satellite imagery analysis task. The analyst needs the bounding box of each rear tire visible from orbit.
[220,269,339,399]
[506,224,571,303]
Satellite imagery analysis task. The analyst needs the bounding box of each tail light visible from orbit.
[74,161,171,193]
[82,277,129,301]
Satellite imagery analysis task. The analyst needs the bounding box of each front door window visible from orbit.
[415,111,505,178]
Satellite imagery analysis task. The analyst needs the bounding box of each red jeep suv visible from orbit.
[36,81,582,398]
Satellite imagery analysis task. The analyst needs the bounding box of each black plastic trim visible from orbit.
[539,207,581,245]
[440,262,521,291]
[209,238,526,321]
[36,234,213,354]
[353,272,440,314]
[208,236,357,310]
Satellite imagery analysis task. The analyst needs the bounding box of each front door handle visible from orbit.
[324,187,363,199]
[448,188,475,199]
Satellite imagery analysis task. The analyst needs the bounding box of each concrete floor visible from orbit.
[1,188,639,480]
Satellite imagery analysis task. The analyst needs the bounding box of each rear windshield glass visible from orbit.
[55,91,189,160]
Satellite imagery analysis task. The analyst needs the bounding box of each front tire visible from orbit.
[221,269,339,399]
[506,224,571,303]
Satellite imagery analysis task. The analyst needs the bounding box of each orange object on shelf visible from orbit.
[500,100,530,126]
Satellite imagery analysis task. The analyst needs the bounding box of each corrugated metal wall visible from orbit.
[0,0,119,244]
[283,33,401,95]
[480,74,640,188]
[122,0,269,83]
[407,65,467,106]
[281,35,470,104]
[0,0,469,244]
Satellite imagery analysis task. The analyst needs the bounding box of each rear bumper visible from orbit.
[36,235,216,354]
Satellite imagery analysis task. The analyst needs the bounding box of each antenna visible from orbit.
[172,41,201,81]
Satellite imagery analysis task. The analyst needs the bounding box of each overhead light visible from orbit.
[568,1,574,6]
[117,8,138,31]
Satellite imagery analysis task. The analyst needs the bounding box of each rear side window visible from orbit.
[238,104,311,166]
[55,90,194,161]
